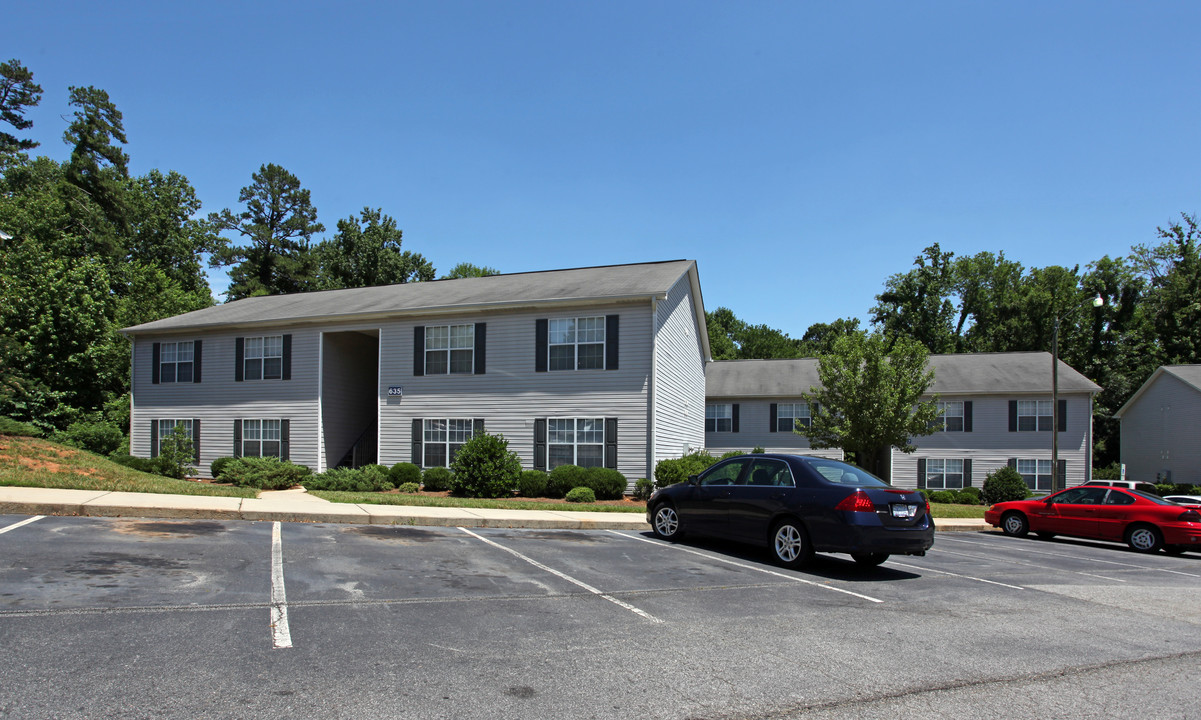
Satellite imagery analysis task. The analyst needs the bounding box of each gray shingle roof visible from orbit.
[122,260,698,334]
[706,352,1101,397]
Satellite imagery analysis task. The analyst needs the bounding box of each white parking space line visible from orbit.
[932,547,1127,582]
[0,516,45,535]
[270,522,292,649]
[608,531,885,604]
[886,560,1026,590]
[940,535,1201,578]
[458,527,663,623]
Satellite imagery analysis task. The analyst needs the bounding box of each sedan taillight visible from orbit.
[1178,509,1201,523]
[835,491,876,513]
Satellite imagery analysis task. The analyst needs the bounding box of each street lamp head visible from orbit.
[1092,294,1104,307]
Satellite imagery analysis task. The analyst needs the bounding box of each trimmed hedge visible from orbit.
[397,482,420,494]
[53,421,124,456]
[390,462,422,487]
[449,432,522,498]
[302,467,392,492]
[981,466,1030,505]
[633,478,653,501]
[928,490,956,504]
[565,486,596,503]
[422,467,453,492]
[548,465,590,499]
[518,470,549,498]
[360,464,394,490]
[654,451,720,488]
[218,457,312,490]
[210,456,236,479]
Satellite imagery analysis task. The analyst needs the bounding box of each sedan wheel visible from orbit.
[771,520,813,569]
[1125,525,1163,553]
[851,552,889,567]
[1001,512,1029,537]
[651,503,683,541]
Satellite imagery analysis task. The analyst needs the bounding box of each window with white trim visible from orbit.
[159,341,194,383]
[549,317,605,371]
[1017,400,1052,431]
[425,325,474,375]
[1017,459,1052,491]
[706,404,732,433]
[242,419,282,458]
[423,419,474,467]
[925,459,964,489]
[935,401,964,432]
[777,403,810,432]
[245,336,283,380]
[547,418,604,469]
[155,419,193,457]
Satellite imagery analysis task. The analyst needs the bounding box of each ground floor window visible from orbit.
[155,419,194,458]
[548,418,604,469]
[1017,459,1052,491]
[925,458,964,490]
[242,419,282,458]
[423,419,474,467]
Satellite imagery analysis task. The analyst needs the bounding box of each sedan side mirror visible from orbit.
[687,474,699,486]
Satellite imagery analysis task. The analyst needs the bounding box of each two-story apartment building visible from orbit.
[121,260,709,485]
[705,353,1101,492]
[1114,365,1201,486]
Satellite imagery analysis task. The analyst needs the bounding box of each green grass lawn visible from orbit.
[0,435,258,498]
[309,490,648,513]
[928,502,988,519]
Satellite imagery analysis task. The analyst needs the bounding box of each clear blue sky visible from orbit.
[11,1,1201,338]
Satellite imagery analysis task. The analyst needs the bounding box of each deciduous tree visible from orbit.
[315,207,433,289]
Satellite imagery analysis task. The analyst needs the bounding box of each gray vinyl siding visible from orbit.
[651,274,707,473]
[1119,373,1201,486]
[320,331,379,472]
[376,301,653,483]
[703,398,844,459]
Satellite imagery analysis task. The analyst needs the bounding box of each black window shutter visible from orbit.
[732,404,740,433]
[916,458,926,489]
[769,403,778,433]
[1058,459,1067,485]
[411,419,423,464]
[474,323,486,374]
[193,340,202,383]
[280,419,290,461]
[535,319,548,373]
[281,335,292,380]
[150,419,159,458]
[963,459,972,487]
[604,418,618,469]
[1008,401,1017,432]
[963,401,972,432]
[605,315,619,370]
[473,418,485,437]
[233,420,242,458]
[413,326,425,376]
[152,343,161,384]
[534,418,547,470]
[192,419,201,464]
[235,338,245,382]
[1058,399,1067,432]
[1007,458,1017,470]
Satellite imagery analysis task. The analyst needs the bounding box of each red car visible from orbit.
[985,485,1201,554]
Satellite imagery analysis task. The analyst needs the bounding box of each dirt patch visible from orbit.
[110,520,227,538]
[13,454,95,475]
[345,526,445,543]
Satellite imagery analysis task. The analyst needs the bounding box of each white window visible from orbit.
[423,419,474,467]
[245,336,283,380]
[549,317,605,371]
[1017,400,1052,432]
[777,403,810,432]
[159,341,194,383]
[1018,459,1052,491]
[935,401,964,432]
[155,419,193,457]
[425,325,474,375]
[925,459,964,490]
[706,404,732,433]
[548,418,604,469]
[242,419,282,458]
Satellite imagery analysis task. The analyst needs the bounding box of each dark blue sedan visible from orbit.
[646,454,935,567]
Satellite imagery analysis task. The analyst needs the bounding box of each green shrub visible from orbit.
[981,466,1030,505]
[397,481,420,494]
[155,424,196,478]
[928,490,956,504]
[422,466,453,492]
[360,464,394,489]
[219,457,312,490]
[954,487,981,505]
[0,416,44,437]
[108,453,160,474]
[390,462,422,487]
[916,488,930,501]
[53,421,124,455]
[210,456,236,479]
[654,451,719,488]
[1092,463,1122,480]
[565,486,596,503]
[303,467,374,492]
[518,470,549,497]
[751,446,766,454]
[1154,483,1175,496]
[633,478,654,501]
[548,465,590,498]
[449,432,522,498]
[584,467,627,500]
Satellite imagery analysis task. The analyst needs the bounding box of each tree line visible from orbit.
[0,59,496,434]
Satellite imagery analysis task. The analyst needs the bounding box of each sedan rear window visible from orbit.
[803,459,890,487]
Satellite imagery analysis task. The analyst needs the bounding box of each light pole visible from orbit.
[1049,293,1105,494]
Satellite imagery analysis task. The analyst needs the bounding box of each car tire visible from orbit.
[851,552,889,567]
[1001,512,1029,537]
[1035,531,1056,540]
[770,519,814,569]
[1125,524,1163,553]
[651,502,683,541]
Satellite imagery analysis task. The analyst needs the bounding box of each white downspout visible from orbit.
[648,297,658,483]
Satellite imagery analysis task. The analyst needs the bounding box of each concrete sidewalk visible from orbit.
[0,485,995,533]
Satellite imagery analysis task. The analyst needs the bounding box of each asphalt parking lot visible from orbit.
[2,514,1200,719]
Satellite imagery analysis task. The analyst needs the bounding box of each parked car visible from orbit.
[646,454,935,568]
[1082,480,1160,494]
[1163,495,1201,506]
[985,485,1201,554]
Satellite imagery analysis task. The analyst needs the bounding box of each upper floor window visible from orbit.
[549,317,605,370]
[426,325,474,375]
[936,401,964,432]
[777,403,810,432]
[160,341,194,383]
[1017,400,1052,431]
[548,418,605,469]
[706,404,732,433]
[245,336,283,380]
